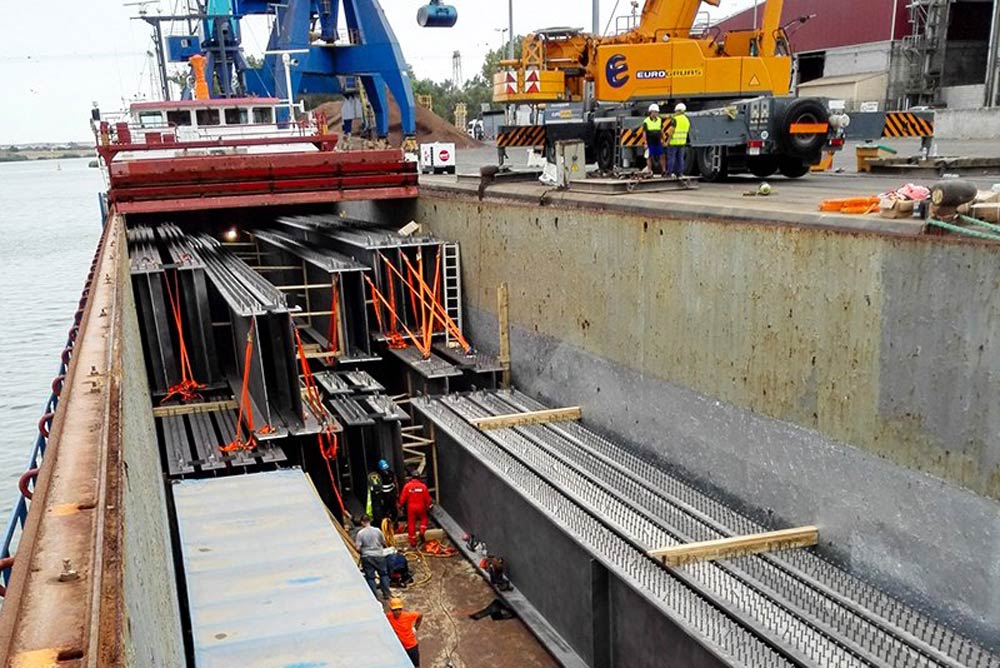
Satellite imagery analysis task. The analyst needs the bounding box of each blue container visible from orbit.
[416,2,457,27]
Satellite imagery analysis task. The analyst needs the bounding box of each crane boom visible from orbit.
[493,0,791,105]
[637,0,720,39]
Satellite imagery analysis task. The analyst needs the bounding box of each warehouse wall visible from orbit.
[119,248,185,667]
[339,192,1000,646]
[822,41,892,78]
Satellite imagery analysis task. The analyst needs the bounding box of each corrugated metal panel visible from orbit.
[714,0,911,53]
[173,470,412,668]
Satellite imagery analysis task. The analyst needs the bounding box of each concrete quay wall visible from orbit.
[338,189,1000,645]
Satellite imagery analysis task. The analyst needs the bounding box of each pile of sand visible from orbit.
[313,98,483,148]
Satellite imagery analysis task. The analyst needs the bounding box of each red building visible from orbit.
[716,0,999,109]
[716,0,911,55]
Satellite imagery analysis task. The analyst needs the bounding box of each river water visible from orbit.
[0,158,102,517]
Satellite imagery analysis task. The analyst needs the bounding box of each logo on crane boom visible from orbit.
[605,54,630,88]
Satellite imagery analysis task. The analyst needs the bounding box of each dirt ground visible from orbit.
[383,550,558,668]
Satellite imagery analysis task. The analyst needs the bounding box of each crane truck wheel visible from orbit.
[778,155,810,178]
[696,146,728,182]
[596,131,616,172]
[748,156,779,178]
[775,98,829,159]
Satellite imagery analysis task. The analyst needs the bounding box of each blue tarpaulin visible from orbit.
[173,469,413,668]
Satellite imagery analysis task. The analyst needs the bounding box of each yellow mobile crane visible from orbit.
[493,0,845,179]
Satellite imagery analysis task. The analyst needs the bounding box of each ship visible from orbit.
[0,1,998,667]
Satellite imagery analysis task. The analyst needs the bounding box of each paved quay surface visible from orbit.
[438,139,1000,237]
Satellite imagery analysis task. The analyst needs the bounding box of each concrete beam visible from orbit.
[649,526,819,568]
[471,406,582,430]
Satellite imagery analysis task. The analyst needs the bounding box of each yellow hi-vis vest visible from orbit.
[643,116,663,145]
[643,116,663,133]
[670,113,690,146]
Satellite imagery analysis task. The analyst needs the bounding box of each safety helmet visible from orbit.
[674,102,687,113]
[389,597,404,610]
[648,103,660,113]
[378,459,390,472]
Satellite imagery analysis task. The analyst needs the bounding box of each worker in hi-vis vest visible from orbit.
[642,103,666,175]
[665,103,690,178]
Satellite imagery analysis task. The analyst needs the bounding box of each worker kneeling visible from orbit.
[398,472,433,547]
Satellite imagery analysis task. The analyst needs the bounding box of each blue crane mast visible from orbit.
[160,0,457,140]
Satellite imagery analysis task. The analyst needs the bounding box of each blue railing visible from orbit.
[0,246,101,599]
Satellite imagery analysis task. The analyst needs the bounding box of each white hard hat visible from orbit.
[675,103,687,113]
[648,103,660,113]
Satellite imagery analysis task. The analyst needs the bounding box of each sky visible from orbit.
[0,0,758,145]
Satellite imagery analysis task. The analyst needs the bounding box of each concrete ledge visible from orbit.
[935,108,1000,141]
[421,176,929,238]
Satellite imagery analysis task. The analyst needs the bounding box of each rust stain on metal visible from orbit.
[47,504,83,517]
[415,193,1000,500]
[9,647,59,668]
[0,217,127,666]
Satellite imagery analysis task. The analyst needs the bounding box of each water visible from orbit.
[0,158,102,517]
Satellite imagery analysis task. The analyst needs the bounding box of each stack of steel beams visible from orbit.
[157,224,221,386]
[157,406,288,478]
[183,233,305,435]
[276,215,497,393]
[127,225,177,395]
[252,229,376,362]
[414,390,1000,668]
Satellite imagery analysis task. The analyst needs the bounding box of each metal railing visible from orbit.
[0,229,103,600]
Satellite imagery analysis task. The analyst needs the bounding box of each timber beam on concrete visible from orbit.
[649,526,819,568]
[151,399,237,418]
[471,406,582,430]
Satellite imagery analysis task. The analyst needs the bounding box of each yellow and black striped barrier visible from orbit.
[883,112,934,138]
[620,127,645,147]
[497,125,547,148]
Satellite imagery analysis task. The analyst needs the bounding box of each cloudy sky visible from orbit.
[0,0,757,144]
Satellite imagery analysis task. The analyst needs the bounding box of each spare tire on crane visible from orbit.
[417,0,458,27]
[774,98,829,161]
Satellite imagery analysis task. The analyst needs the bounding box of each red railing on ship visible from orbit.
[0,223,108,599]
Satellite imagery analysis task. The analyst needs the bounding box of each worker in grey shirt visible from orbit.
[355,514,392,599]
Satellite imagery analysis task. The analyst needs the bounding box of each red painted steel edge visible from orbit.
[108,148,411,179]
[112,185,420,214]
[109,172,417,202]
[97,133,341,161]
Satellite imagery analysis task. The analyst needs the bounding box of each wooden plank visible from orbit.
[648,526,819,568]
[497,282,511,389]
[471,406,582,431]
[392,528,445,548]
[401,435,435,446]
[152,399,237,418]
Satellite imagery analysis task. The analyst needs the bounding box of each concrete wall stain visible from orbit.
[409,194,999,501]
[119,249,186,667]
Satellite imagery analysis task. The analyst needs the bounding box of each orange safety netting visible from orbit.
[161,272,207,404]
[364,275,425,354]
[379,250,471,354]
[293,324,347,517]
[221,320,273,452]
[325,279,340,355]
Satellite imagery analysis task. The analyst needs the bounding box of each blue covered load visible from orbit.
[173,469,412,668]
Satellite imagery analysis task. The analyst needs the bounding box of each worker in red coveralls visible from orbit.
[398,472,433,547]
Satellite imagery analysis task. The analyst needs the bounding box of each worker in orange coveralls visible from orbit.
[398,472,433,547]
